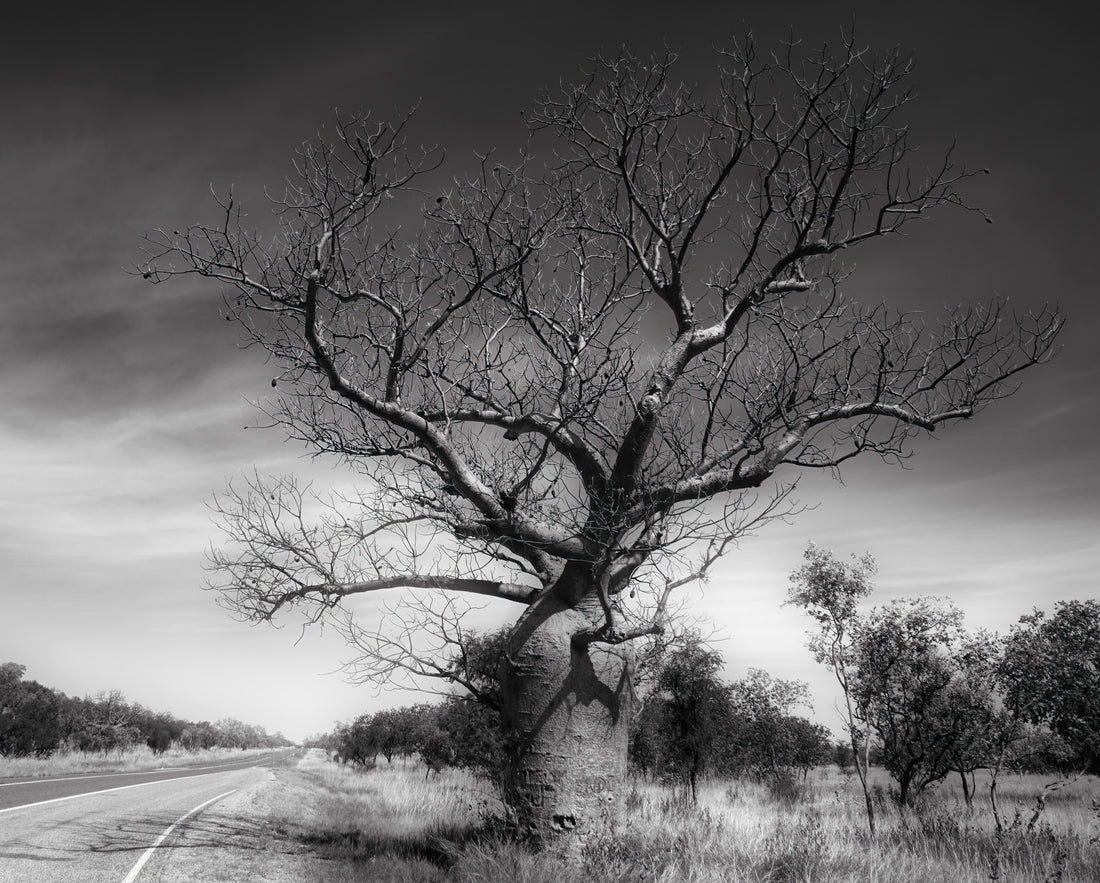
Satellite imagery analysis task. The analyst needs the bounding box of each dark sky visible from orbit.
[2,1,1096,739]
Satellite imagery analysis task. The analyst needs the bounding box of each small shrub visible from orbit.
[767,773,809,807]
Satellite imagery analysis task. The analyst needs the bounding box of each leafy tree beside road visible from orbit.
[0,663,64,757]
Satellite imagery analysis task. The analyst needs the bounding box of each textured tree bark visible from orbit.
[499,574,635,843]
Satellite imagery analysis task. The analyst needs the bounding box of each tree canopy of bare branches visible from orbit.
[144,34,1060,840]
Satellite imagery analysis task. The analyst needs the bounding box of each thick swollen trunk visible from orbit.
[499,578,634,842]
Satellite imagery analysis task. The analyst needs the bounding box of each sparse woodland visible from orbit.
[292,576,1098,880]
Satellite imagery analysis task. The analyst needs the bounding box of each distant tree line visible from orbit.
[313,699,505,781]
[0,664,291,757]
[789,544,1100,836]
[631,646,833,801]
[310,630,507,782]
[312,631,833,802]
[316,561,1099,828]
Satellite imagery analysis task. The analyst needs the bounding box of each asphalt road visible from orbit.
[0,750,295,882]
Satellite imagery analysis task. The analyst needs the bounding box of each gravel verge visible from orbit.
[151,760,332,882]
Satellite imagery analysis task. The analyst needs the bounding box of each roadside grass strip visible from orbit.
[0,762,239,788]
[0,770,194,787]
[0,772,226,814]
[121,788,237,883]
[0,747,285,781]
[0,751,283,787]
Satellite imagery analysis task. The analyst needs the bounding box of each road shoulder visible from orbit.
[151,763,326,882]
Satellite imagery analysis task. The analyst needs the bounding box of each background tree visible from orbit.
[1,662,286,757]
[629,648,829,792]
[629,697,668,779]
[72,691,141,755]
[1000,600,1100,774]
[727,668,826,783]
[361,624,511,711]
[780,716,833,781]
[362,707,423,762]
[849,597,970,807]
[831,739,856,774]
[143,36,1060,841]
[135,709,186,754]
[417,698,504,780]
[791,549,1023,817]
[0,663,65,757]
[981,600,1100,830]
[788,544,879,835]
[334,713,380,767]
[650,645,734,802]
[939,632,1003,809]
[181,721,219,751]
[791,546,1096,826]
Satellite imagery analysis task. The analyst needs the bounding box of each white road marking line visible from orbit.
[121,788,237,883]
[0,772,224,814]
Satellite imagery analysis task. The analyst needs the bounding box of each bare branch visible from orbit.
[144,37,1061,696]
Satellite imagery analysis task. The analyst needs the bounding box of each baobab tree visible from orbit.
[143,36,1060,841]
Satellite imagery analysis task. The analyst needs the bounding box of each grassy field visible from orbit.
[258,752,1100,882]
[0,744,279,779]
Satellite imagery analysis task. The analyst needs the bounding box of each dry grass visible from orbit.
[0,745,277,779]
[266,752,496,875]
[255,753,1100,883]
